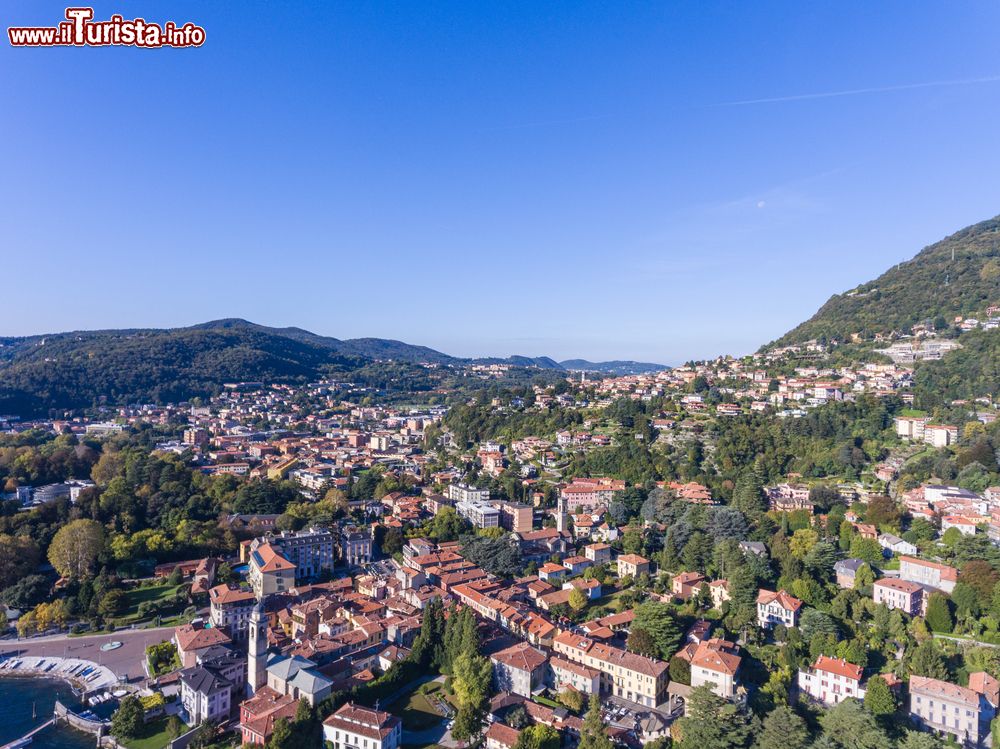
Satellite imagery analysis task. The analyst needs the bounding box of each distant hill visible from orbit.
[559,359,669,375]
[772,215,1000,346]
[0,319,666,416]
[184,318,456,364]
[0,324,370,415]
[472,355,564,370]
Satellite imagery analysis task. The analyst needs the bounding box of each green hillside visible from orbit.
[0,326,367,415]
[772,215,1000,346]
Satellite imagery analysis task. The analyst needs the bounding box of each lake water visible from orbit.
[0,677,95,749]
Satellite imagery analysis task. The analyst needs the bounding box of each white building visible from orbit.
[447,484,490,503]
[690,638,742,699]
[323,702,402,749]
[797,655,865,706]
[756,589,803,629]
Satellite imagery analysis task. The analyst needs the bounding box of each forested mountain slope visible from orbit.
[772,215,1000,345]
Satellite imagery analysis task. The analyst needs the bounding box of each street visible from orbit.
[1,626,176,682]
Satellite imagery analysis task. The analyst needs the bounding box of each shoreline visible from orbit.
[0,655,119,694]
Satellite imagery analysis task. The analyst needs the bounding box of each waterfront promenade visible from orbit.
[1,626,175,682]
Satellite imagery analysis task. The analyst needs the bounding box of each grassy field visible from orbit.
[388,682,447,730]
[119,583,186,624]
[124,716,182,749]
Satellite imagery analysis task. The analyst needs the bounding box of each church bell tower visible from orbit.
[247,598,268,695]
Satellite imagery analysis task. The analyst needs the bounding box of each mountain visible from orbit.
[183,318,457,364]
[471,355,564,370]
[772,215,1000,346]
[0,319,666,416]
[0,324,371,415]
[559,359,669,375]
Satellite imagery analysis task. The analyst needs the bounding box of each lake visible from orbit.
[0,677,95,749]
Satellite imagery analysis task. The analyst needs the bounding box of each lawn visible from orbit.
[119,583,186,624]
[124,716,183,749]
[388,682,447,730]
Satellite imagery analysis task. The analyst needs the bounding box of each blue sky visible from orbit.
[3,2,1000,364]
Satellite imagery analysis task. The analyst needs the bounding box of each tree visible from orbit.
[267,718,293,749]
[732,467,766,516]
[925,593,953,633]
[381,526,404,556]
[577,697,613,749]
[459,535,522,577]
[789,529,818,560]
[632,601,682,659]
[754,705,808,749]
[568,588,588,613]
[863,675,896,717]
[800,609,838,641]
[146,642,180,676]
[167,565,184,586]
[48,519,105,580]
[960,560,999,599]
[98,589,126,618]
[897,731,945,749]
[627,627,659,658]
[0,535,40,590]
[426,506,471,542]
[669,656,691,685]
[514,724,560,749]
[909,639,949,680]
[952,582,979,619]
[853,563,875,591]
[676,685,752,749]
[454,651,491,703]
[111,695,144,740]
[865,496,902,529]
[1,574,50,609]
[559,688,585,712]
[849,536,883,566]
[819,698,888,749]
[803,542,837,579]
[708,507,749,541]
[505,705,530,730]
[452,703,485,743]
[166,715,184,740]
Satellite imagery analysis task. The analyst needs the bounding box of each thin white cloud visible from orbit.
[713,74,1000,107]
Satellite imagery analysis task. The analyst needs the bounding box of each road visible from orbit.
[0,626,176,682]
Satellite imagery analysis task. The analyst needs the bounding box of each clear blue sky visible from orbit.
[4,2,1000,364]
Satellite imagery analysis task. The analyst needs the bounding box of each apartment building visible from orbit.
[672,572,706,600]
[248,542,296,599]
[617,554,650,578]
[909,675,994,747]
[550,656,601,696]
[689,638,741,699]
[248,528,336,585]
[179,647,244,725]
[498,502,533,533]
[553,631,668,708]
[756,589,803,629]
[447,484,490,503]
[456,499,501,529]
[490,642,549,698]
[899,556,958,594]
[873,578,925,616]
[584,543,612,564]
[323,702,402,749]
[797,655,865,706]
[340,526,373,567]
[208,583,257,641]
